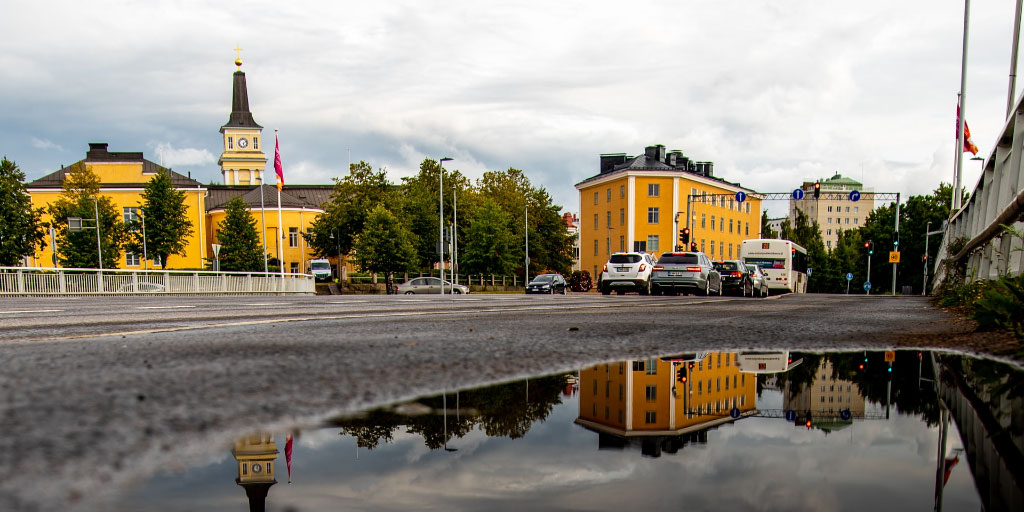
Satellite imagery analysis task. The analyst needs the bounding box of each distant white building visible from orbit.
[789,173,874,251]
[563,212,581,272]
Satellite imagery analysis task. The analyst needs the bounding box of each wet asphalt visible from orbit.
[0,292,974,510]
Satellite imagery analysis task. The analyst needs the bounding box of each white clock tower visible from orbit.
[219,46,267,186]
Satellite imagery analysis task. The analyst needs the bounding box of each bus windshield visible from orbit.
[310,261,331,270]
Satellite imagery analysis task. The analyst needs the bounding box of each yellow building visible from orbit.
[576,352,756,440]
[576,145,763,278]
[24,56,330,273]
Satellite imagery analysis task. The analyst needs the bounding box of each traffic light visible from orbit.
[813,182,821,199]
[690,242,697,251]
[863,240,874,255]
[676,366,686,383]
[688,362,695,370]
[679,228,690,245]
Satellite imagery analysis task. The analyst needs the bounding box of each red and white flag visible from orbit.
[274,134,285,191]
[285,434,293,483]
[956,105,979,155]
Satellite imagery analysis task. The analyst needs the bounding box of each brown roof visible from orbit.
[26,143,204,189]
[206,184,333,212]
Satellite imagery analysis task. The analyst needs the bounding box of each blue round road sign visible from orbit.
[846,273,853,281]
[785,410,797,422]
[840,409,852,420]
[730,407,741,419]
[792,188,805,200]
[864,281,872,291]
[849,190,861,202]
[735,191,747,203]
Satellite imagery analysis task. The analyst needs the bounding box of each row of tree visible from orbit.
[761,184,956,294]
[303,159,575,286]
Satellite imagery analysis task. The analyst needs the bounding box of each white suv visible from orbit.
[599,252,655,295]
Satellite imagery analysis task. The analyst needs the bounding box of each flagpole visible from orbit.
[275,129,285,278]
[954,0,971,212]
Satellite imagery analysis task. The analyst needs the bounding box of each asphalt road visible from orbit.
[0,292,980,510]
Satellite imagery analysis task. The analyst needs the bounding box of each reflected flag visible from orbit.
[956,105,979,155]
[274,133,285,191]
[285,434,293,483]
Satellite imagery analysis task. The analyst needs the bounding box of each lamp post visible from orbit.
[140,210,148,270]
[439,157,453,294]
[453,184,458,286]
[256,176,269,274]
[93,197,102,270]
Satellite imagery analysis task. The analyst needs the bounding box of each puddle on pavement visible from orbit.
[116,350,1022,512]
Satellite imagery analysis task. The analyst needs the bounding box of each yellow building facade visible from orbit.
[576,145,763,278]
[576,352,757,437]
[23,57,328,273]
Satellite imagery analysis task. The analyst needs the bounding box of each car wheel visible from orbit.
[453,289,462,294]
[601,285,611,295]
[718,279,723,296]
[404,291,415,295]
[562,286,568,295]
[699,280,708,296]
[616,290,625,295]
[639,279,650,296]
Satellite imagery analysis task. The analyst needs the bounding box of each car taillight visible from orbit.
[686,266,702,272]
[602,264,607,272]
[730,272,742,277]
[653,266,664,271]
[639,264,646,272]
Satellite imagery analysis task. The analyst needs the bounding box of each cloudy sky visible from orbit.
[1,1,1018,217]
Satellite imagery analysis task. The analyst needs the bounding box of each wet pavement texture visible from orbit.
[63,352,1024,511]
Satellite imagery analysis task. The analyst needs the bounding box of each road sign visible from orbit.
[735,191,747,203]
[884,350,896,362]
[846,273,853,281]
[889,251,901,263]
[785,410,797,421]
[864,281,872,291]
[849,190,861,202]
[807,268,813,277]
[730,407,741,419]
[792,188,804,200]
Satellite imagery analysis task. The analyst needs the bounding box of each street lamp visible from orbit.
[439,157,453,295]
[256,176,269,274]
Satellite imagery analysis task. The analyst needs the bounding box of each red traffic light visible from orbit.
[805,420,812,429]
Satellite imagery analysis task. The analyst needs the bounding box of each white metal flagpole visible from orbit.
[275,129,285,277]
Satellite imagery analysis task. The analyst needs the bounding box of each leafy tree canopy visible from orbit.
[216,196,264,272]
[0,157,47,266]
[126,170,193,269]
[47,163,126,268]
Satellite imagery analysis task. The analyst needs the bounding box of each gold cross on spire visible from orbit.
[234,44,243,69]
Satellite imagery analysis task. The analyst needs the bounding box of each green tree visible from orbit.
[127,170,193,269]
[760,210,778,239]
[352,204,417,291]
[47,163,126,268]
[397,158,473,268]
[460,198,518,275]
[0,157,46,266]
[216,197,264,271]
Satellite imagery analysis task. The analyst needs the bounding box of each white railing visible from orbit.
[0,267,315,295]
[935,93,1024,285]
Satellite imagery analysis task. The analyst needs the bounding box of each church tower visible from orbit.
[232,433,278,512]
[219,47,267,186]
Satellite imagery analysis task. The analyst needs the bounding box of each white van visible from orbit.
[308,258,333,282]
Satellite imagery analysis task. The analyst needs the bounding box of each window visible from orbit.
[645,385,657,401]
[711,195,717,206]
[711,215,715,230]
[647,207,659,224]
[253,137,259,149]
[607,188,611,202]
[845,218,850,224]
[620,208,625,226]
[645,411,657,424]
[720,241,724,256]
[854,206,859,213]
[594,239,598,256]
[745,222,749,236]
[854,218,859,225]
[729,219,733,233]
[594,192,599,205]
[719,217,724,231]
[827,218,833,224]
[153,255,162,267]
[710,240,715,256]
[698,381,703,394]
[594,213,598,230]
[227,136,233,149]
[728,244,732,258]
[648,183,660,197]
[619,235,624,251]
[701,239,706,253]
[606,381,610,397]
[289,227,299,248]
[125,252,140,266]
[290,262,299,273]
[606,211,611,228]
[701,213,706,228]
[716,377,721,391]
[845,206,850,213]
[123,207,139,224]
[620,185,625,198]
[647,235,659,253]
[826,229,832,236]
[746,203,750,214]
[828,206,833,213]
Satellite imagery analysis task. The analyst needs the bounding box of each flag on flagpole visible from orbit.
[956,105,979,155]
[274,133,285,191]
[285,434,293,483]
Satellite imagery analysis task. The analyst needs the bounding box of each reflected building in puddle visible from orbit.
[784,358,866,431]
[232,433,278,512]
[575,352,756,455]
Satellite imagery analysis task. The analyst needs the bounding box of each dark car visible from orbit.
[526,273,568,294]
[650,252,721,296]
[714,260,754,296]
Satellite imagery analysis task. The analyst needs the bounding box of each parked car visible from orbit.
[650,252,721,296]
[713,260,754,296]
[115,282,167,293]
[308,258,333,282]
[599,252,656,295]
[745,263,770,297]
[526,273,568,294]
[394,277,470,295]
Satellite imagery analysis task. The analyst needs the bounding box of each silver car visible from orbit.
[394,277,470,295]
[744,264,770,297]
[650,252,722,296]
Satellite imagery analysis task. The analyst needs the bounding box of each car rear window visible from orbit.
[609,254,642,264]
[714,262,741,271]
[658,254,698,264]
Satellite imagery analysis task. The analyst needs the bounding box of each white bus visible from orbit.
[740,239,808,293]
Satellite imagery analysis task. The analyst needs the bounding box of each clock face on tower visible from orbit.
[237,137,249,149]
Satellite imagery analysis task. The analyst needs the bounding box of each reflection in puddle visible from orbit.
[118,351,1022,512]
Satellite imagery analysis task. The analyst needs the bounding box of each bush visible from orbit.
[972,273,1024,338]
[569,270,593,292]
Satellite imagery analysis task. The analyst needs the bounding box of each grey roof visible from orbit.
[617,155,677,171]
[26,143,203,189]
[205,184,333,212]
[221,71,262,130]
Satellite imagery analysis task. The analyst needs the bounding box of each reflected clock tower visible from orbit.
[219,45,267,186]
[232,433,278,512]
